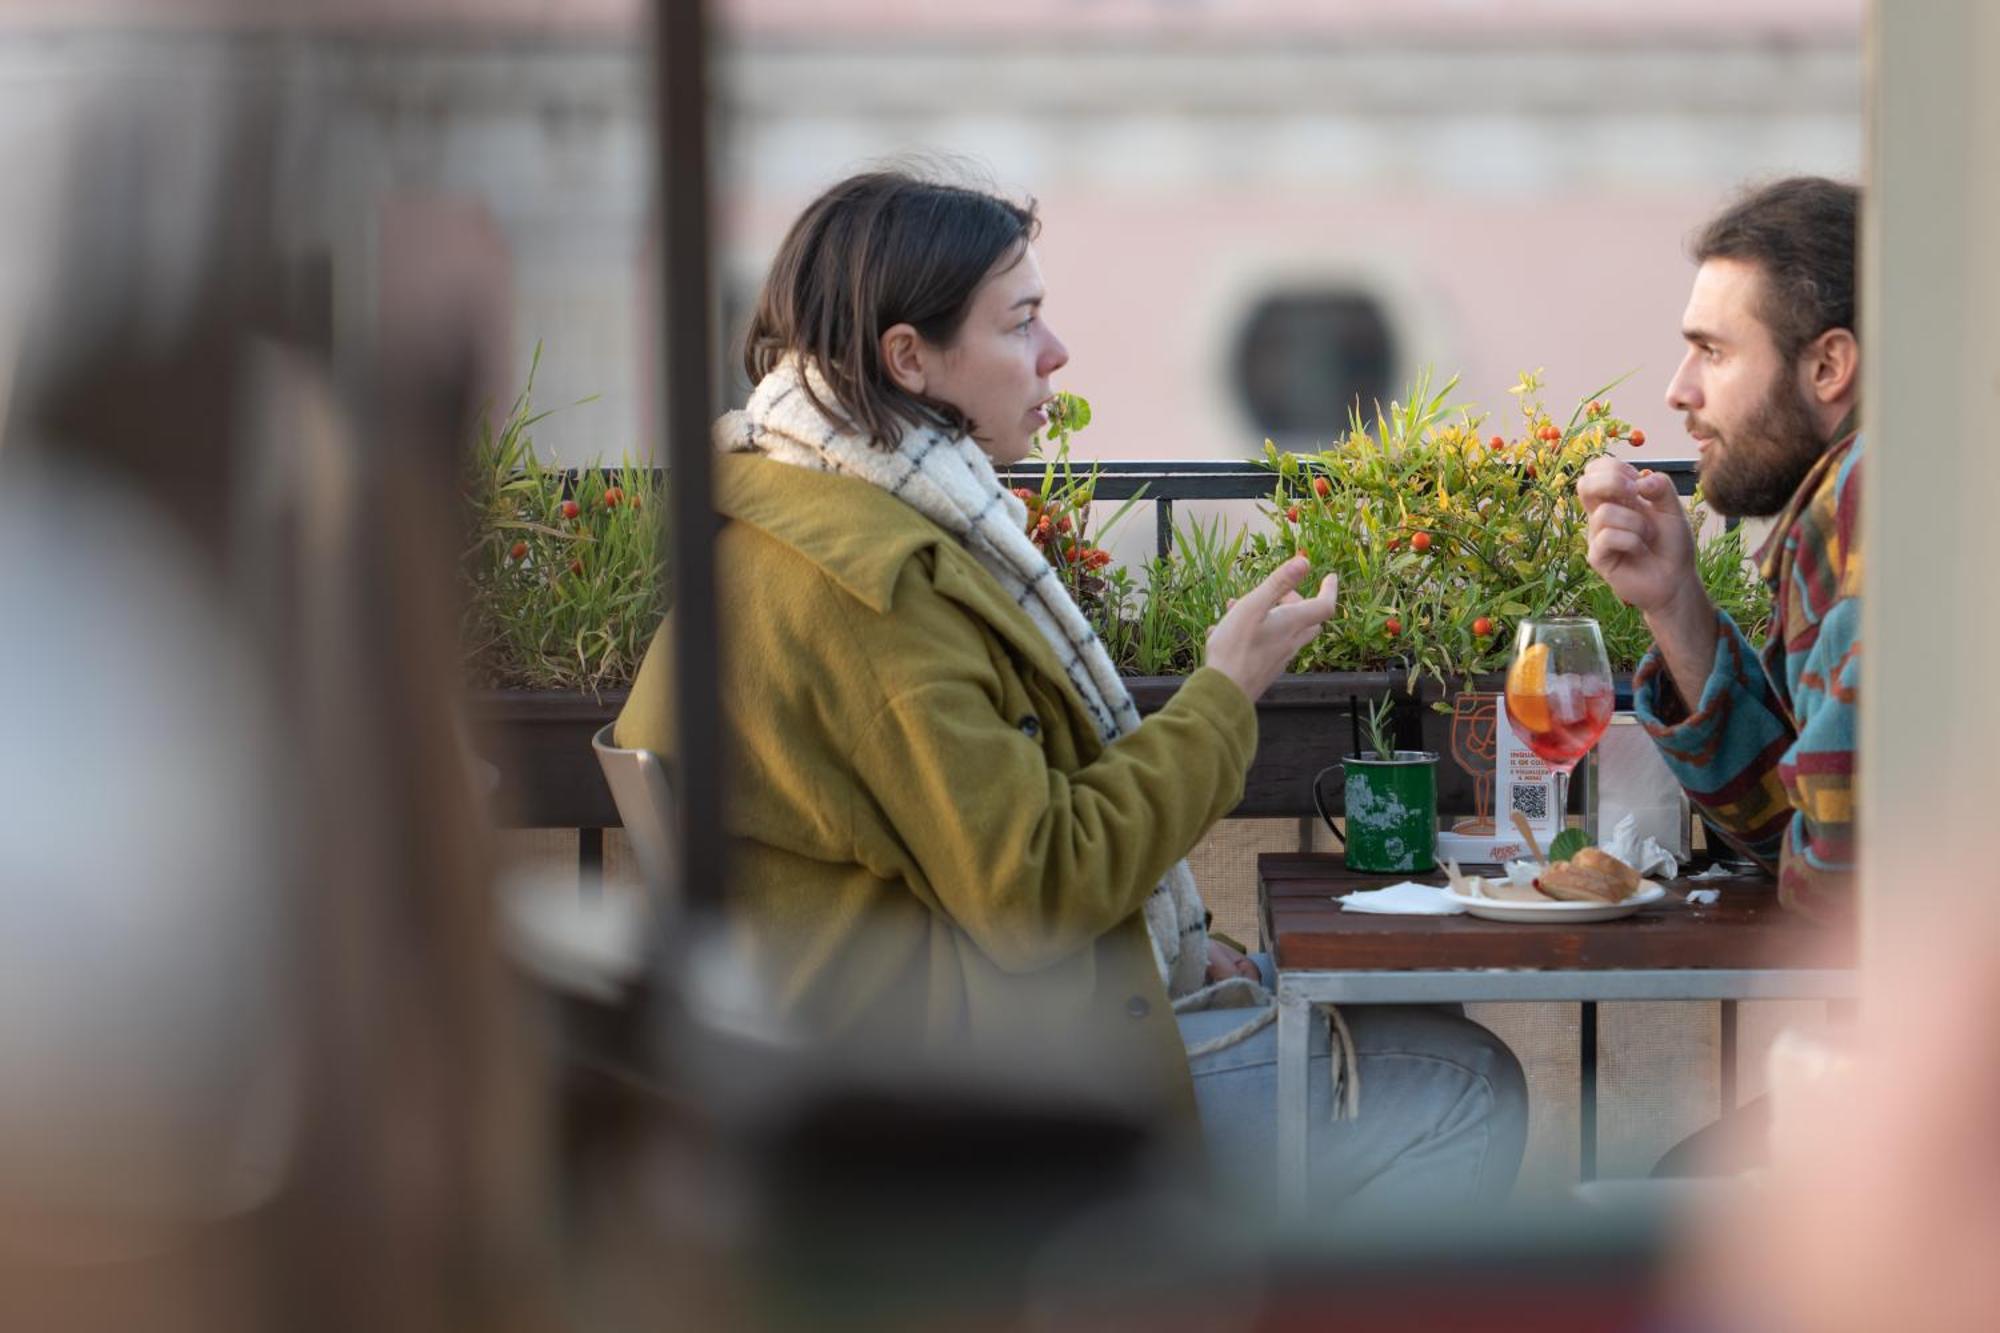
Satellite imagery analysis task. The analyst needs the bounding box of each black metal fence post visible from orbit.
[654,0,725,918]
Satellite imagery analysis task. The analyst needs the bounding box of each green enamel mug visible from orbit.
[1312,751,1440,874]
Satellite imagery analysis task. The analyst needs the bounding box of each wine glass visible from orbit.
[1503,617,1614,839]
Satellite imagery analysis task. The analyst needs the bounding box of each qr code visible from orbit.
[1509,784,1550,822]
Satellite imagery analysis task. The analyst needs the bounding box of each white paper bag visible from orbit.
[1596,714,1691,861]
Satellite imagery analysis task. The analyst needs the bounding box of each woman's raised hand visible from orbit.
[1204,555,1339,703]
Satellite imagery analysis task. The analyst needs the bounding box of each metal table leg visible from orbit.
[1720,999,1739,1111]
[578,826,604,900]
[1580,1000,1598,1181]
[1276,983,1312,1214]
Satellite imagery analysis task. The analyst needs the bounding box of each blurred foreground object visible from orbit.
[0,62,558,1332]
[1683,898,2000,1333]
[0,462,292,1265]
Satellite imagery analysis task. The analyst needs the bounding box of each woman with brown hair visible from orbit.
[618,169,1525,1207]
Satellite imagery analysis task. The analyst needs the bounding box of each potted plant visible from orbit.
[1073,371,1769,820]
[1092,369,1768,687]
[462,352,663,828]
[464,358,1771,833]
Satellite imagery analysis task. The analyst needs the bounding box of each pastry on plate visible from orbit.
[1536,847,1642,903]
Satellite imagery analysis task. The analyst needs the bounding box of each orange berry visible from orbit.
[1313,476,1331,499]
[1411,531,1432,553]
[603,486,624,508]
[1286,505,1301,523]
[1488,435,1504,449]
[1628,428,1646,448]
[1385,617,1402,636]
[1473,616,1494,637]
[508,541,528,561]
[560,499,580,520]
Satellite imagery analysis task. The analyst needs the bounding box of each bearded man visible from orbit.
[1580,177,1860,920]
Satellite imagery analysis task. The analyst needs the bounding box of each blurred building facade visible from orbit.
[0,0,1862,466]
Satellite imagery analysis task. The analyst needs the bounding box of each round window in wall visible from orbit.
[1233,290,1397,443]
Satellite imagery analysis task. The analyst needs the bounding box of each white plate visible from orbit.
[1444,880,1668,924]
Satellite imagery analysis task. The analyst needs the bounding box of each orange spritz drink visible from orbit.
[1505,617,1613,829]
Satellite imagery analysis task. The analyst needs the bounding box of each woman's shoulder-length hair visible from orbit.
[742,169,1039,449]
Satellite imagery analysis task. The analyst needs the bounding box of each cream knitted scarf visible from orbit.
[717,355,1216,999]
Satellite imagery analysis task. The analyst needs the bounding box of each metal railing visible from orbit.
[566,456,1704,564]
[994,457,1704,560]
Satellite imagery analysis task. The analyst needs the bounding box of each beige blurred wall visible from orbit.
[1860,3,2000,936]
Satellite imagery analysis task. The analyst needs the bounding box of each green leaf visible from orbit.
[1548,828,1591,862]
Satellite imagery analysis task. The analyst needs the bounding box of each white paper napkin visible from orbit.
[1600,813,1680,881]
[1337,881,1468,915]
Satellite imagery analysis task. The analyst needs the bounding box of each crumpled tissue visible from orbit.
[1337,881,1467,915]
[1600,812,1679,881]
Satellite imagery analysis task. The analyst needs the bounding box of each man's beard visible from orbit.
[1690,373,1830,518]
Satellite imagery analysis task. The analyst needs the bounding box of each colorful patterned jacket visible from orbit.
[1633,432,1861,918]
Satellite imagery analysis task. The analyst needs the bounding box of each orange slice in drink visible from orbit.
[1506,642,1552,733]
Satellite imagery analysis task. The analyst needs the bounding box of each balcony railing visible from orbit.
[557,457,1705,563]
[994,458,1703,560]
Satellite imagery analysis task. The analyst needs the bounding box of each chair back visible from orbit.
[591,722,678,906]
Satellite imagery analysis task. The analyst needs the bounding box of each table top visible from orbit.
[1260,853,1854,974]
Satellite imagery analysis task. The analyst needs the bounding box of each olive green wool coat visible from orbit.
[616,454,1257,1118]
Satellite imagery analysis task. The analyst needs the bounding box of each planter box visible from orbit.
[1132,671,1501,825]
[476,689,626,830]
[473,671,1543,830]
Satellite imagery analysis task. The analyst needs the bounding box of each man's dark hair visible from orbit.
[1693,176,1859,361]
[744,170,1039,448]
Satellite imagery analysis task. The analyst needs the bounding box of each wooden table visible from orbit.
[1259,853,1857,1212]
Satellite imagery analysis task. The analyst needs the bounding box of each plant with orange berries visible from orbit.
[462,347,665,694]
[1095,369,1766,686]
[1011,391,1145,608]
